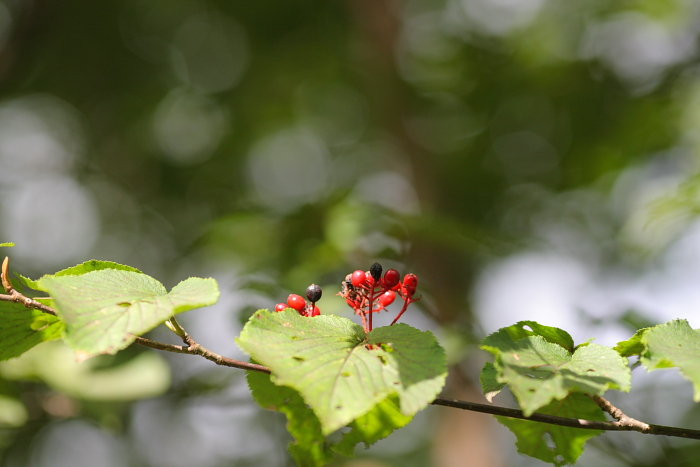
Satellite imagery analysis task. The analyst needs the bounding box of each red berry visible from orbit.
[287,294,307,312]
[275,303,287,312]
[379,290,396,307]
[402,274,418,296]
[383,269,400,289]
[365,271,375,286]
[309,305,321,317]
[351,270,367,287]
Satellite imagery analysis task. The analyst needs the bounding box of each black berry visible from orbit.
[306,284,322,303]
[369,262,382,282]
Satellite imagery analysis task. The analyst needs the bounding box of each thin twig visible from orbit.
[3,255,700,440]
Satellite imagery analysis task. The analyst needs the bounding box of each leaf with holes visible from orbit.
[639,319,700,401]
[0,301,64,361]
[39,269,219,357]
[484,335,630,416]
[497,393,606,466]
[237,309,446,434]
[482,321,575,354]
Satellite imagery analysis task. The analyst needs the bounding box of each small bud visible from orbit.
[370,262,382,282]
[306,284,322,303]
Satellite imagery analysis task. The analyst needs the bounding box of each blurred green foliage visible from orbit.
[2,0,700,465]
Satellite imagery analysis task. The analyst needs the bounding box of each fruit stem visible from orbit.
[390,298,411,325]
[368,286,376,332]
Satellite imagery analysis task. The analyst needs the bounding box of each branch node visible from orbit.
[591,394,650,431]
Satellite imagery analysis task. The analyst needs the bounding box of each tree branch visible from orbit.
[3,255,700,440]
[590,394,649,431]
[134,335,271,374]
[1,257,57,316]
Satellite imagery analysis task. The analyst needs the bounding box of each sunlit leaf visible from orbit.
[640,319,700,401]
[20,260,143,292]
[39,270,219,357]
[482,321,575,354]
[487,336,630,416]
[0,242,14,247]
[237,310,446,434]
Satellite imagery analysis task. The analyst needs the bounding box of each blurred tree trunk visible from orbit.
[346,1,501,465]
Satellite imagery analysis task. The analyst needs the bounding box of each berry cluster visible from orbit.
[275,284,323,317]
[272,263,419,333]
[339,262,419,333]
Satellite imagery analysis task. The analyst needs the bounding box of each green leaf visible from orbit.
[0,301,64,361]
[332,395,413,456]
[248,368,414,464]
[480,362,506,402]
[247,369,332,467]
[0,242,14,247]
[640,319,700,401]
[39,270,219,357]
[497,393,606,466]
[482,321,575,354]
[614,327,651,357]
[494,336,631,416]
[237,310,447,434]
[22,260,143,292]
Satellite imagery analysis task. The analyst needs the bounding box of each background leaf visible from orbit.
[0,243,14,247]
[39,270,219,357]
[494,336,631,416]
[237,310,446,434]
[0,301,63,361]
[497,393,606,466]
[640,319,700,401]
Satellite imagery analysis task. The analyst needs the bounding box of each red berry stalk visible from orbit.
[338,262,420,333]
